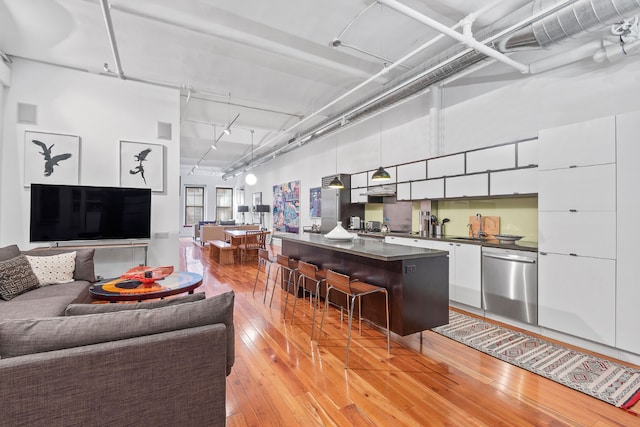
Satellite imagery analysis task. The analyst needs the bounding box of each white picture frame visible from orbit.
[120,141,165,192]
[24,131,80,187]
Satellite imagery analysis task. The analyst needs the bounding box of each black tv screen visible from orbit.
[30,184,151,242]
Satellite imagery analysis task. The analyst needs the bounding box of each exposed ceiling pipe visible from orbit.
[221,1,507,179]
[99,0,125,80]
[378,0,530,73]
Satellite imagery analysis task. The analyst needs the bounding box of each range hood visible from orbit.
[362,185,397,197]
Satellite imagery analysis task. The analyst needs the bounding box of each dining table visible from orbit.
[224,229,270,262]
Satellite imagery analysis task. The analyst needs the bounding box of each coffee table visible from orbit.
[89,271,203,302]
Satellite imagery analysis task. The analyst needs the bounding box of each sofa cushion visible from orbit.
[0,255,40,301]
[9,280,91,302]
[0,296,78,320]
[25,251,76,286]
[0,290,235,374]
[0,245,20,262]
[64,292,206,315]
[22,248,95,282]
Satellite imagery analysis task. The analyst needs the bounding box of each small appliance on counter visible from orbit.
[349,216,362,230]
[365,221,382,232]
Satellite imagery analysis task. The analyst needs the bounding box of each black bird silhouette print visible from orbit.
[129,148,151,185]
[32,139,72,177]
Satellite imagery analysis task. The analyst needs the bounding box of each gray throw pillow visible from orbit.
[0,255,40,301]
[0,290,235,374]
[0,245,20,262]
[22,248,96,282]
[64,292,206,315]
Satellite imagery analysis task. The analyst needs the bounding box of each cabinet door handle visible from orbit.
[569,253,578,257]
[569,209,577,213]
[569,165,578,168]
[539,251,547,255]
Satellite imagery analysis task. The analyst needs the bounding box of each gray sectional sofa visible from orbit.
[0,244,234,427]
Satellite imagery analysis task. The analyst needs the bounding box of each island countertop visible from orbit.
[276,232,447,262]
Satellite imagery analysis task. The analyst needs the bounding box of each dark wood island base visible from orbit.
[278,233,449,336]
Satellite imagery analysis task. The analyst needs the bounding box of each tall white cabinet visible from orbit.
[616,110,640,355]
[537,116,616,346]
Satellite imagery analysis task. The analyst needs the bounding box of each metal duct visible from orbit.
[225,0,640,178]
[501,0,640,50]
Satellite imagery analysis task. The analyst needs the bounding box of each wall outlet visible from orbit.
[154,232,169,239]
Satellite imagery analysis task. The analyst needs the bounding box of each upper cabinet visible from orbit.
[466,144,515,173]
[517,139,538,167]
[351,172,368,188]
[538,116,615,170]
[396,161,426,182]
[445,174,488,198]
[490,168,538,196]
[427,154,464,179]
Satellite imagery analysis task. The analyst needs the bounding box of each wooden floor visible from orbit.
[180,238,640,426]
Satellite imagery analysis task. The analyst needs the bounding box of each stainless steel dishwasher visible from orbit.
[481,247,538,325]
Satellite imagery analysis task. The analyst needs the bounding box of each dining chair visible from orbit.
[318,269,390,368]
[238,230,262,263]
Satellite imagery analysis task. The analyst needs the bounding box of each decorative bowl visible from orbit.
[493,234,524,243]
[120,265,174,282]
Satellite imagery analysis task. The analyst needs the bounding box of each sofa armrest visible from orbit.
[0,324,227,427]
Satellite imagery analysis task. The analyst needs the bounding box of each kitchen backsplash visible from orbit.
[433,197,538,242]
[363,197,538,242]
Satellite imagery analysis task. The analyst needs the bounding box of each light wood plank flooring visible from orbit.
[180,238,640,426]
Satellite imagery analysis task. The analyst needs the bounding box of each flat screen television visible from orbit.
[30,184,151,242]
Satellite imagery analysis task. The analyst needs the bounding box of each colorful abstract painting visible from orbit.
[273,180,300,233]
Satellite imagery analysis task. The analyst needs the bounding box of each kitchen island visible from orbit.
[278,233,449,336]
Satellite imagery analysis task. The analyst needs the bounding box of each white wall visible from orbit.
[1,58,181,278]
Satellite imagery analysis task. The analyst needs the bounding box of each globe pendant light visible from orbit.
[245,129,257,185]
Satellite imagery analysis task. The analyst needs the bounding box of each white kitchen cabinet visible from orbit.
[420,240,481,308]
[615,110,640,354]
[538,211,615,259]
[517,139,538,167]
[396,161,426,182]
[490,168,538,196]
[538,253,615,346]
[538,115,615,171]
[445,173,488,198]
[427,153,465,179]
[466,144,515,173]
[350,188,368,204]
[451,242,482,308]
[411,178,444,200]
[538,164,615,212]
[396,182,411,201]
[350,172,368,188]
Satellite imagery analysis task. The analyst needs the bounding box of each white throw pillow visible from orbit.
[26,251,77,286]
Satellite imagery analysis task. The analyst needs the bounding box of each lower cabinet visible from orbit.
[385,237,481,308]
[538,253,615,346]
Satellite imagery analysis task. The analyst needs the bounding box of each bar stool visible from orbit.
[292,260,327,340]
[318,269,391,369]
[253,248,276,300]
[269,255,298,315]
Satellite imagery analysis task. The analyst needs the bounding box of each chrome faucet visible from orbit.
[476,213,487,238]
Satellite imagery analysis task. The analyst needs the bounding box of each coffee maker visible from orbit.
[349,216,362,230]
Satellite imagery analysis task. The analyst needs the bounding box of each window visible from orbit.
[216,187,233,221]
[184,186,204,226]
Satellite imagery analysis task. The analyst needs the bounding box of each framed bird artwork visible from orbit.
[120,141,165,192]
[24,131,80,187]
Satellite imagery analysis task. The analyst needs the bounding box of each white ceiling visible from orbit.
[0,0,635,177]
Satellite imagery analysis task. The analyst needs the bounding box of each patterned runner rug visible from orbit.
[432,311,640,416]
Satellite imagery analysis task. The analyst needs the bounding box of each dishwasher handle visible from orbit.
[482,253,537,264]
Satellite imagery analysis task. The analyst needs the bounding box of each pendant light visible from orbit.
[245,129,257,185]
[371,4,391,183]
[327,133,344,189]
[371,114,390,182]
